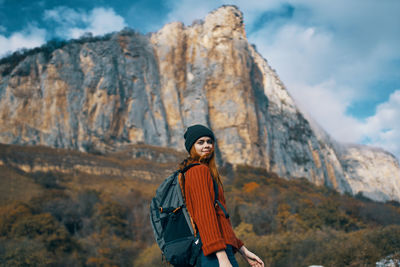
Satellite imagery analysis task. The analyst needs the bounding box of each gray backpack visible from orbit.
[150,163,229,266]
[150,163,202,266]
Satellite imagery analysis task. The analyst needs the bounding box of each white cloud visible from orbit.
[248,1,400,89]
[361,90,400,158]
[251,24,337,85]
[0,26,46,58]
[288,80,364,143]
[0,6,127,57]
[44,6,83,26]
[44,7,126,39]
[164,0,220,26]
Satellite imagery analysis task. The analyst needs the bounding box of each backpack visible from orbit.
[150,163,229,266]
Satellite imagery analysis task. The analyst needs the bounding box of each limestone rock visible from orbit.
[339,145,400,202]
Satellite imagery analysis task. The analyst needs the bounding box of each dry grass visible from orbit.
[0,166,43,205]
[0,143,180,176]
[62,171,158,199]
[0,143,182,206]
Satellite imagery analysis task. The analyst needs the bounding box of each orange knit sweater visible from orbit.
[184,164,244,256]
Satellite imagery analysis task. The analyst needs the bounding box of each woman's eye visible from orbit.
[207,140,213,144]
[197,141,204,145]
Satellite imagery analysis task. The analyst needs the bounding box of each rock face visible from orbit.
[339,145,400,202]
[0,6,399,202]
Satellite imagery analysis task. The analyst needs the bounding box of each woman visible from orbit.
[179,124,264,267]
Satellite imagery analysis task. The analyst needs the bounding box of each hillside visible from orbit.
[1,144,400,266]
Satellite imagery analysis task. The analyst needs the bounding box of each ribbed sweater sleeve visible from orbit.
[185,165,226,256]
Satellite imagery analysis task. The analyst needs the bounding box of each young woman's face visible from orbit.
[194,136,213,157]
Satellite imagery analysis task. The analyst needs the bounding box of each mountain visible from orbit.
[0,5,399,202]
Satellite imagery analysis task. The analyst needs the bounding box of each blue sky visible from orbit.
[1,0,400,159]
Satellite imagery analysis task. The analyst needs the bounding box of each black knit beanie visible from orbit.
[184,124,215,153]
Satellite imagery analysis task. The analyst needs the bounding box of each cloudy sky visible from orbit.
[1,0,399,159]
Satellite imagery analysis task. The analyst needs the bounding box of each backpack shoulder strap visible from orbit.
[213,179,229,219]
[179,163,200,173]
[178,163,200,203]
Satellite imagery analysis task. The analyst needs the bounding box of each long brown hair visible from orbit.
[179,144,223,188]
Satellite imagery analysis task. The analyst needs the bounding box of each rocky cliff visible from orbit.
[0,6,399,202]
